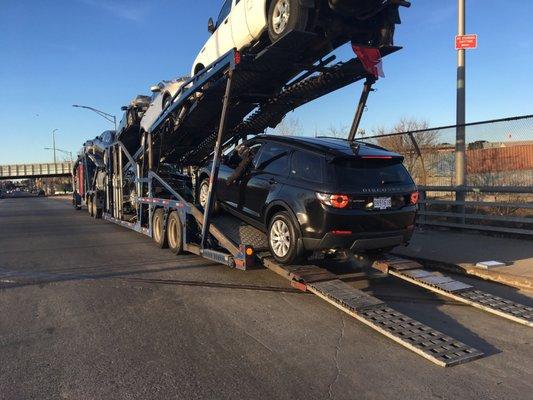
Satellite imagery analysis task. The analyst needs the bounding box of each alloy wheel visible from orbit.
[270,219,291,258]
[272,0,291,35]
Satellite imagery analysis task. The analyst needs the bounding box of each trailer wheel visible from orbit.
[87,197,94,217]
[268,0,308,43]
[268,211,301,264]
[152,208,168,249]
[167,211,184,254]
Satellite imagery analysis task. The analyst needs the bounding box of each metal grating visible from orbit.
[459,290,533,324]
[389,266,533,327]
[359,306,484,367]
[211,214,268,250]
[307,279,483,367]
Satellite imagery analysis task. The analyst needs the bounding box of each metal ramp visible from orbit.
[372,256,533,327]
[258,255,483,367]
[210,214,269,251]
[144,30,399,167]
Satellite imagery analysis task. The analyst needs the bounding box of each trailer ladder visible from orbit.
[372,256,533,327]
[257,254,483,367]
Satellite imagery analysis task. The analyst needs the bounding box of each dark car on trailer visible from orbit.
[198,135,418,264]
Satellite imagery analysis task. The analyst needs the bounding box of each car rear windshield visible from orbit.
[329,157,414,189]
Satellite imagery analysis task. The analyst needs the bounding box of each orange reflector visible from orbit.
[410,191,419,205]
[245,247,254,256]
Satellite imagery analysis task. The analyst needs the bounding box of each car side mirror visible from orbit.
[150,85,161,93]
[208,17,215,34]
[120,106,128,111]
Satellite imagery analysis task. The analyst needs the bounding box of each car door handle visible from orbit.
[268,178,277,185]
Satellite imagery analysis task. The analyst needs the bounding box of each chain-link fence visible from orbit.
[359,114,533,188]
[358,115,533,235]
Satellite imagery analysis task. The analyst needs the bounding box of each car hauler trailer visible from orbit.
[83,32,531,367]
[72,130,115,216]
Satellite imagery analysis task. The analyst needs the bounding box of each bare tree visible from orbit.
[273,116,303,136]
[372,118,440,184]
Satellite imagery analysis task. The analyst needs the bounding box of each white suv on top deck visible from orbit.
[191,0,405,76]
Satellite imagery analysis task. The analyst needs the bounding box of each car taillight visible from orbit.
[234,50,241,65]
[410,191,419,205]
[316,193,349,209]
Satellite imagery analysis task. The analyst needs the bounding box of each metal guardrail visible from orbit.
[0,162,72,179]
[418,186,533,235]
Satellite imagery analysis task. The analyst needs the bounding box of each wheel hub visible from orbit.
[272,0,291,35]
[270,219,291,258]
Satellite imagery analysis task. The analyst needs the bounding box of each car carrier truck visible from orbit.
[73,21,532,367]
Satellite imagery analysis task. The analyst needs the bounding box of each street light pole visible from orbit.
[52,128,59,164]
[72,104,117,131]
[455,0,466,220]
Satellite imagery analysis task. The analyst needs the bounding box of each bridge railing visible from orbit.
[0,162,73,179]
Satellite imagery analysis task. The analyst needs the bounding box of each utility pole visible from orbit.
[52,129,59,164]
[455,0,466,219]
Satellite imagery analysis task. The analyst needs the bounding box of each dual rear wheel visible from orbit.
[152,208,183,254]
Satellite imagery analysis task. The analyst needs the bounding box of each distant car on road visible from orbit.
[140,77,190,133]
[191,0,405,75]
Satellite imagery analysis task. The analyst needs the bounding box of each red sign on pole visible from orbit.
[455,34,478,50]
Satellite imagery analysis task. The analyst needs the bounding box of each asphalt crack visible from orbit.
[327,316,346,400]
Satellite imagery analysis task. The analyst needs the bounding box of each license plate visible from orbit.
[373,197,392,210]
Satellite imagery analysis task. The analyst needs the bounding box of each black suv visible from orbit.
[199,135,418,264]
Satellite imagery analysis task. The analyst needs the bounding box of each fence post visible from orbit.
[418,189,426,226]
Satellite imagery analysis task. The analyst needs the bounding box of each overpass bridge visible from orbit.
[0,162,72,180]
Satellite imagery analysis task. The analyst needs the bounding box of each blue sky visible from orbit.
[1,0,532,164]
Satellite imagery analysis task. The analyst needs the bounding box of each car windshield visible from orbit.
[329,158,414,189]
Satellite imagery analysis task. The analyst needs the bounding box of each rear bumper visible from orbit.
[302,226,414,252]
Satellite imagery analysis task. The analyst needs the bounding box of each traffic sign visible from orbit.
[455,34,477,50]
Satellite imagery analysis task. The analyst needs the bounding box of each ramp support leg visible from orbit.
[348,77,376,142]
[201,71,234,249]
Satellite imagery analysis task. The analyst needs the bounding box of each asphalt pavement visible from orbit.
[0,196,532,400]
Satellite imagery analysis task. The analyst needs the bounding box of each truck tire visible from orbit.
[268,211,302,264]
[87,197,94,217]
[167,211,184,254]
[92,200,98,219]
[152,208,168,249]
[268,0,308,43]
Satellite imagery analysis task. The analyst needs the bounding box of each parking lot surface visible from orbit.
[0,197,532,400]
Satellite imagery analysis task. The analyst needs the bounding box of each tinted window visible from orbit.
[291,151,323,183]
[256,143,290,175]
[330,158,414,188]
[216,0,232,28]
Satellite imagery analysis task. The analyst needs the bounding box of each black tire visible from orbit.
[167,211,184,254]
[198,178,220,214]
[267,0,308,43]
[268,211,301,264]
[152,208,168,248]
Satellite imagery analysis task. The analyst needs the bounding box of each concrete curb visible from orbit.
[391,253,533,292]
